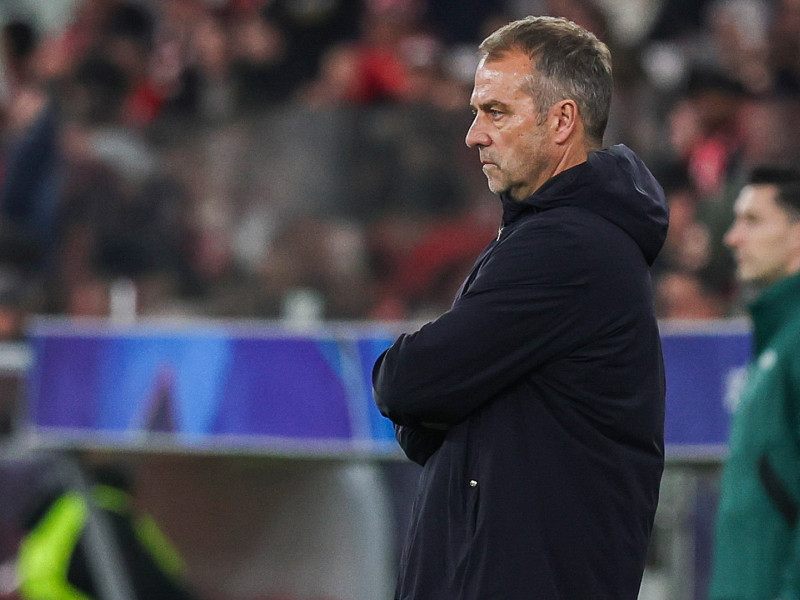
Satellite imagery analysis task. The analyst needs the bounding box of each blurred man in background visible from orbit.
[15,460,199,600]
[711,167,800,600]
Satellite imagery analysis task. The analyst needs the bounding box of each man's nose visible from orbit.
[723,224,740,248]
[465,115,490,148]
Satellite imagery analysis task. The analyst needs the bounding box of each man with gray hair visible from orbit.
[373,15,668,600]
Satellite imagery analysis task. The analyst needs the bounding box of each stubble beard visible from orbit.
[483,163,510,196]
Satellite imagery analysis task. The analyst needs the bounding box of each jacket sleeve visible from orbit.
[373,215,606,426]
[778,356,800,600]
[394,423,448,466]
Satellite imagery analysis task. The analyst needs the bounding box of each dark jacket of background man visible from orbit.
[374,144,668,600]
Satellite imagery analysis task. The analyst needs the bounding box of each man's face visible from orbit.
[724,184,800,285]
[465,51,553,201]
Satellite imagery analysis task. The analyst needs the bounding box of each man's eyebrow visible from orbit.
[470,100,512,112]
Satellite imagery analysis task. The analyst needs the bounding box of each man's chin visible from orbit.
[737,270,774,288]
[485,178,508,196]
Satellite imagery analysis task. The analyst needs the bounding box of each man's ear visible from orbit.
[551,99,579,144]
[788,219,800,272]
[790,218,800,251]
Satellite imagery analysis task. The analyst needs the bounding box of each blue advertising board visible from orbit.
[659,321,751,459]
[25,319,753,459]
[26,320,399,455]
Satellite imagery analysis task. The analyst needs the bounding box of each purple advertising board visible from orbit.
[24,319,753,459]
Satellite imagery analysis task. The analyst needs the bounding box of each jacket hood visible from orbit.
[502,144,669,265]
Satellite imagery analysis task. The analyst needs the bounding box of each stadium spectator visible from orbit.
[15,460,200,600]
[0,19,61,277]
[228,7,295,112]
[655,270,726,319]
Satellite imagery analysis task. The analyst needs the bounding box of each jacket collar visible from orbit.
[499,160,587,227]
[749,271,800,353]
[496,145,668,266]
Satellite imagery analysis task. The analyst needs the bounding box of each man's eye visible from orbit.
[489,109,503,118]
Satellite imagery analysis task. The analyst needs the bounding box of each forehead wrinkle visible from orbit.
[470,76,534,109]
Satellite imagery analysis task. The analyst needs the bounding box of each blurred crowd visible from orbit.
[1,0,800,337]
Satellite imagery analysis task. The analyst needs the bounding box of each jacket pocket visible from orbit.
[465,478,480,538]
[464,415,482,538]
[758,453,799,529]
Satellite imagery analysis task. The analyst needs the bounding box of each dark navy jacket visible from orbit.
[373,145,668,600]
